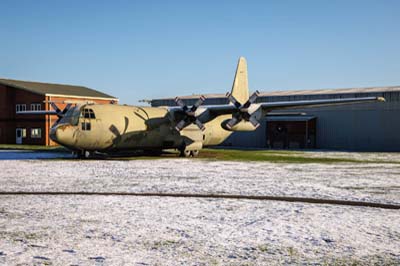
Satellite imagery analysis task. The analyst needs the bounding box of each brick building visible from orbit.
[0,78,118,146]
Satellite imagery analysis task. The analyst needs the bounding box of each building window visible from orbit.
[30,103,41,111]
[81,122,91,131]
[16,104,27,112]
[31,128,41,138]
[82,108,96,119]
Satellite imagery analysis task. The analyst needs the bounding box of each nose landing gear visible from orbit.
[73,150,92,159]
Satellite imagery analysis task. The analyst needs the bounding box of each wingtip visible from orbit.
[377,97,386,102]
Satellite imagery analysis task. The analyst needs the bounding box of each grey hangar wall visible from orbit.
[150,87,400,151]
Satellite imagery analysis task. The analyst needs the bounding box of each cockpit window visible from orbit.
[82,108,96,119]
[59,106,80,126]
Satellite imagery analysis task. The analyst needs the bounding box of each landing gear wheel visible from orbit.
[84,150,91,159]
[76,150,91,159]
[190,150,199,157]
[180,149,191,157]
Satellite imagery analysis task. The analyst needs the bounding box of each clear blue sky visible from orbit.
[1,0,399,104]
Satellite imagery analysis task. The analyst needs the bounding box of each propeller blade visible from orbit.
[175,119,188,131]
[109,124,122,144]
[190,95,205,112]
[249,115,260,128]
[61,103,72,115]
[226,92,242,108]
[249,90,260,104]
[175,97,188,111]
[225,117,239,129]
[109,125,121,137]
[242,91,260,109]
[195,119,205,131]
[50,102,62,115]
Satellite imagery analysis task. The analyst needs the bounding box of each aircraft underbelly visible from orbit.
[111,125,180,150]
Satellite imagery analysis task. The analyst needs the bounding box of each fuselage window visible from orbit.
[81,122,91,131]
[89,109,95,119]
[83,109,96,119]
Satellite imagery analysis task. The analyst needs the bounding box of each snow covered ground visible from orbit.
[287,150,400,163]
[0,150,399,265]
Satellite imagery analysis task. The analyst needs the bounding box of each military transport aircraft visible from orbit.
[19,57,385,158]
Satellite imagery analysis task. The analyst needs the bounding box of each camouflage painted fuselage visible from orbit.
[51,104,232,153]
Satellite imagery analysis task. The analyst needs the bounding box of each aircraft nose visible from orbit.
[50,124,74,145]
[49,127,57,142]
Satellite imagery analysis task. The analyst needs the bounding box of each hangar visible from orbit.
[151,86,400,151]
[0,78,118,146]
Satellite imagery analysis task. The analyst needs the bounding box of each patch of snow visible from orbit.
[0,151,399,264]
[0,196,399,265]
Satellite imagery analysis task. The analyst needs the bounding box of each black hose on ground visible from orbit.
[0,191,399,210]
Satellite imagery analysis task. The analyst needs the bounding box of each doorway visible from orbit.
[266,116,316,149]
[16,128,23,144]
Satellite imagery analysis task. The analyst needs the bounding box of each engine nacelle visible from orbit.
[221,120,258,131]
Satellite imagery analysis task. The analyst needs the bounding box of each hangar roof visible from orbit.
[0,78,117,100]
[257,86,400,96]
[152,85,400,100]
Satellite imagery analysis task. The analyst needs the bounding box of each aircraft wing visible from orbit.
[168,96,385,131]
[256,96,385,111]
[201,96,384,116]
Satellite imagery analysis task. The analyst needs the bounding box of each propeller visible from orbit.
[50,103,72,124]
[174,95,206,131]
[109,117,129,144]
[225,90,260,129]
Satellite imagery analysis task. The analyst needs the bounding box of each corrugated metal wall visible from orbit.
[151,91,400,151]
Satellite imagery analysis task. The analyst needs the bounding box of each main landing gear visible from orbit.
[179,149,200,157]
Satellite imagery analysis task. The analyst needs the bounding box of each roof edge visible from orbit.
[0,80,45,96]
[45,93,118,101]
[0,78,117,99]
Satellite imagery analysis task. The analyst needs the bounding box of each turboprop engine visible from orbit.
[222,90,262,131]
[221,120,258,131]
[174,95,206,131]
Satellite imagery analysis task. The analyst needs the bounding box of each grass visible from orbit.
[1,144,399,164]
[197,149,399,164]
[112,148,400,164]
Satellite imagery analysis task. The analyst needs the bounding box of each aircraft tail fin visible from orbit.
[230,57,249,104]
